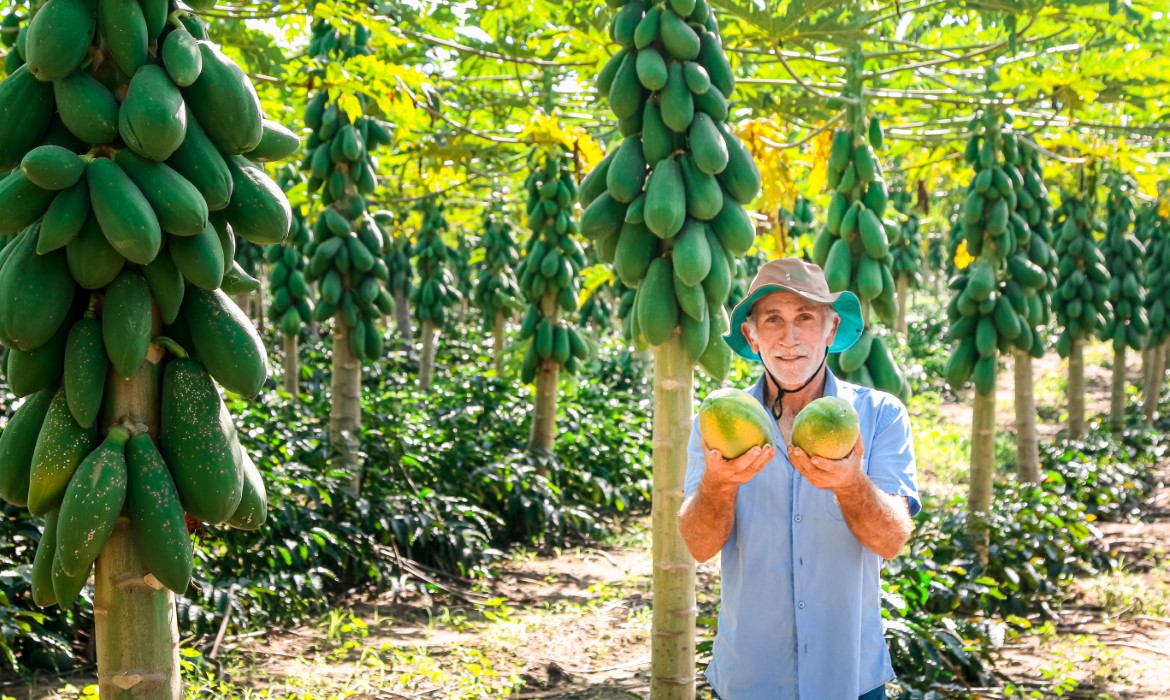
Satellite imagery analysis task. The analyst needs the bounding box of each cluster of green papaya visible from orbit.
[410,198,460,327]
[580,0,760,379]
[580,278,618,331]
[811,112,907,401]
[889,188,924,289]
[381,210,414,306]
[518,148,590,381]
[472,203,521,330]
[1139,193,1170,348]
[1101,169,1147,352]
[1,3,25,74]
[1016,148,1058,345]
[788,196,816,244]
[299,16,396,360]
[1052,179,1112,358]
[0,1,293,607]
[268,194,314,338]
[944,111,1049,392]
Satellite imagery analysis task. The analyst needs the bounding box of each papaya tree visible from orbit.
[0,2,295,695]
[579,0,759,691]
[813,52,909,405]
[889,187,923,335]
[378,210,414,357]
[1141,189,1170,418]
[268,174,314,398]
[473,201,521,374]
[1012,147,1057,483]
[412,197,460,390]
[452,231,475,325]
[517,146,589,462]
[1101,168,1146,427]
[580,276,619,336]
[942,105,1039,549]
[299,13,396,494]
[1053,163,1111,440]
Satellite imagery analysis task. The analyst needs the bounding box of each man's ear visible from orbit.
[742,320,759,354]
[825,310,841,347]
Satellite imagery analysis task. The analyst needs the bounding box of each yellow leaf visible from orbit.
[808,128,833,195]
[954,240,973,270]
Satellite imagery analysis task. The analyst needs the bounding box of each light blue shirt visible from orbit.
[685,369,921,699]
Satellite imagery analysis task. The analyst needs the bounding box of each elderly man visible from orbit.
[679,258,920,700]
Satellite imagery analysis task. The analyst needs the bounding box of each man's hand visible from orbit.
[788,438,867,495]
[701,440,776,493]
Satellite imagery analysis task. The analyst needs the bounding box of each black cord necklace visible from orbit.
[761,349,828,420]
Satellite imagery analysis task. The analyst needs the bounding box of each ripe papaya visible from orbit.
[119,65,188,161]
[160,359,244,524]
[55,427,130,577]
[182,40,264,154]
[27,386,96,517]
[182,287,269,397]
[697,388,775,458]
[792,396,859,459]
[87,158,161,265]
[0,387,55,507]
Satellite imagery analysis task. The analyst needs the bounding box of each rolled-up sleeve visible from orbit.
[684,416,705,499]
[865,398,921,516]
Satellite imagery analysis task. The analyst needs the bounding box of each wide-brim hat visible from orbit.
[723,258,864,361]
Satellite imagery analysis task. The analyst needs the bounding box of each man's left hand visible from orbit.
[789,438,867,494]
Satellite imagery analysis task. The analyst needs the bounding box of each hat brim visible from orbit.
[722,285,865,361]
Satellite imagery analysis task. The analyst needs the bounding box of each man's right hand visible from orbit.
[700,440,776,492]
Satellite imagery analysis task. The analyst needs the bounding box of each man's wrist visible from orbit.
[832,472,871,501]
[699,475,739,501]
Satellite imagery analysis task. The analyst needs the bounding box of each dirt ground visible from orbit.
[9,341,1169,700]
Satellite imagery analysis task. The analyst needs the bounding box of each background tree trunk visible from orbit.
[1069,339,1085,439]
[968,380,997,564]
[894,276,908,335]
[1146,342,1167,421]
[393,288,413,360]
[1014,350,1041,483]
[1111,345,1127,427]
[419,320,438,391]
[96,319,181,699]
[256,268,267,333]
[283,333,299,399]
[492,312,506,376]
[649,337,696,699]
[529,303,559,474]
[330,316,363,496]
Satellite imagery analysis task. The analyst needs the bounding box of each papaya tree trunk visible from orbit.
[1069,339,1085,439]
[1142,346,1154,390]
[330,315,362,497]
[492,311,506,376]
[1146,342,1168,421]
[419,320,438,391]
[1110,345,1127,427]
[232,293,249,319]
[255,268,267,333]
[968,380,997,565]
[1014,349,1041,484]
[529,302,559,474]
[393,288,413,360]
[650,337,696,699]
[894,276,908,335]
[96,320,181,699]
[283,333,299,399]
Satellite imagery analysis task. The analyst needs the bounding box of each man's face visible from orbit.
[743,290,840,389]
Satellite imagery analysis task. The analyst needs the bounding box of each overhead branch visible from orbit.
[775,50,859,104]
[1017,136,1087,164]
[399,29,594,67]
[756,112,846,150]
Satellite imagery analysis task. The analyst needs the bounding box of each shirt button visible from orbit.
[798,601,806,610]
[794,515,802,523]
